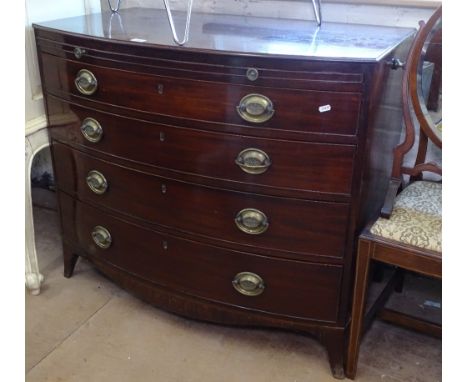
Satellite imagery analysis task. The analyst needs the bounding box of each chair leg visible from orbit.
[346,239,373,380]
[394,268,405,293]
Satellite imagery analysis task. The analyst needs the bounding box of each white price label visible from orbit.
[318,104,332,113]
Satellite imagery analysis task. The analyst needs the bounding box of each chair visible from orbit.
[346,6,442,379]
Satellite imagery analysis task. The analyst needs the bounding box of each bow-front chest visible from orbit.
[34,8,413,378]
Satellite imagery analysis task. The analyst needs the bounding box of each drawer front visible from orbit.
[41,53,362,136]
[53,143,350,259]
[48,99,356,196]
[60,192,343,322]
[36,30,365,92]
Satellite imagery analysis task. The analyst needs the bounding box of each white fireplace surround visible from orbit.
[25,119,49,295]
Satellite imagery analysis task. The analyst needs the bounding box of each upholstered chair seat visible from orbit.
[370,181,441,252]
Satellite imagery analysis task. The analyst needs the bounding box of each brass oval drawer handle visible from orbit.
[235,148,271,175]
[80,117,103,143]
[235,208,269,235]
[91,225,112,249]
[75,69,98,95]
[86,170,108,195]
[236,94,275,124]
[232,272,265,296]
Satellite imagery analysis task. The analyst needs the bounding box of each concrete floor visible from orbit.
[26,193,441,382]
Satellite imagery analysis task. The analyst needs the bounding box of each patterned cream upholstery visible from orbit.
[370,181,441,252]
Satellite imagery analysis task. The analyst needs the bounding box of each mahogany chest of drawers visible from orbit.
[34,8,413,378]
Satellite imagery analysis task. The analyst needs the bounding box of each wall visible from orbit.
[106,0,437,27]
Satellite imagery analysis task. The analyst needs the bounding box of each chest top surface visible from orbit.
[34,7,413,62]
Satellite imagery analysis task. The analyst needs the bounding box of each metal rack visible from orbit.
[162,0,193,46]
[106,0,322,46]
[107,0,121,13]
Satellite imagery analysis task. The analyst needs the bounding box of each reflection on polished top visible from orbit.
[34,7,414,61]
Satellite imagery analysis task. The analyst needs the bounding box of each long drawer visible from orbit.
[59,192,343,322]
[48,99,356,197]
[40,53,362,136]
[53,143,351,260]
[36,30,365,92]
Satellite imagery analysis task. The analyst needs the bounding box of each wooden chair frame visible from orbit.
[346,6,442,379]
[346,228,441,378]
